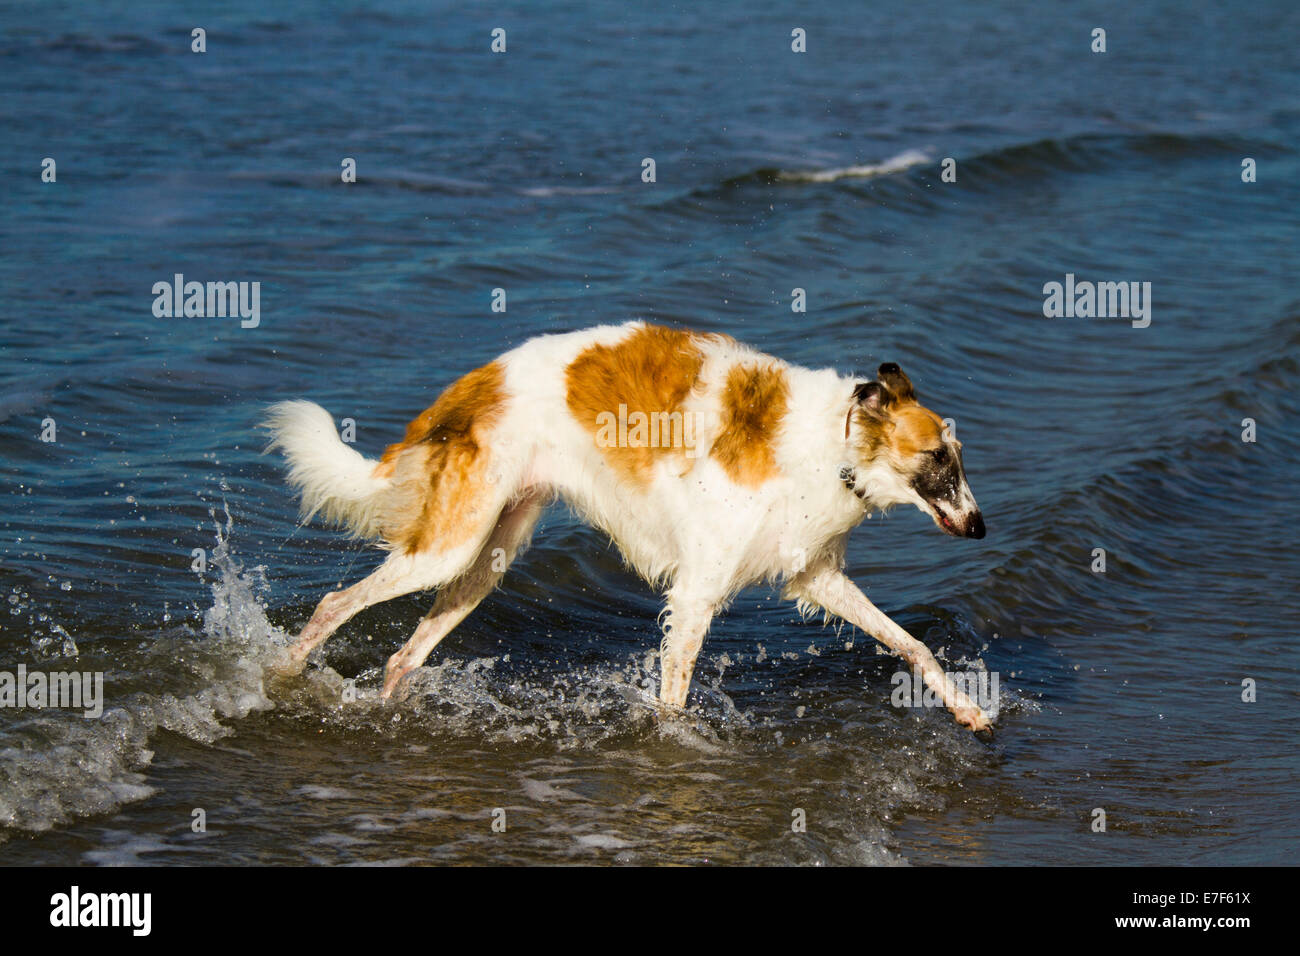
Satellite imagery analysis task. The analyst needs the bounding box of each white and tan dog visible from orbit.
[266,322,991,730]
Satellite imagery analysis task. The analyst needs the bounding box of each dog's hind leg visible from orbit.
[280,486,517,671]
[657,592,718,710]
[380,491,545,700]
[278,361,525,677]
[281,546,474,673]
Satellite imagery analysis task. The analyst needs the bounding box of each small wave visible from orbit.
[770,148,934,183]
[957,129,1283,183]
[708,129,1284,199]
[214,130,1275,206]
[721,148,932,187]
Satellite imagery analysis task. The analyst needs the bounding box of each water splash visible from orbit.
[0,508,285,836]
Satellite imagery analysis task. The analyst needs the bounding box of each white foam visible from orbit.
[573,832,633,850]
[777,148,931,183]
[293,785,356,801]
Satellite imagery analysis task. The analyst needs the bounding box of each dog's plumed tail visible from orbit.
[262,400,389,540]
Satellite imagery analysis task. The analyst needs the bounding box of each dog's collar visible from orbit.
[839,464,866,500]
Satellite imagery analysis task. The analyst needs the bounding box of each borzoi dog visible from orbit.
[265,321,990,730]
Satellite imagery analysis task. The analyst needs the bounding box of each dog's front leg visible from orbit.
[790,568,992,732]
[657,595,716,711]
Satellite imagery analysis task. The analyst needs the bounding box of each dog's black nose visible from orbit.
[966,512,986,539]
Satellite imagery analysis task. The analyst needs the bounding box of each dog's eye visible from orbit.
[928,447,949,465]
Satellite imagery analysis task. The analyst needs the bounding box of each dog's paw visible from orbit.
[266,648,307,679]
[380,668,414,702]
[955,707,993,733]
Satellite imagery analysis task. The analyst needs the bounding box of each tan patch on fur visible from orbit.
[710,363,789,487]
[887,404,946,458]
[565,325,708,486]
[375,361,507,554]
[851,393,946,462]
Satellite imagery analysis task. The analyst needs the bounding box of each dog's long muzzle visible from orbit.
[932,503,985,539]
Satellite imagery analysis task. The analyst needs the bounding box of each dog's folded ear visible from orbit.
[876,362,916,403]
[853,380,895,419]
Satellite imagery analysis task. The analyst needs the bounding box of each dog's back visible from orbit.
[268,322,849,581]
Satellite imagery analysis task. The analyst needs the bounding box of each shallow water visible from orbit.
[1,1,1298,864]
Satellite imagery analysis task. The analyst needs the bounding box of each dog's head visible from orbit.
[846,363,985,539]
